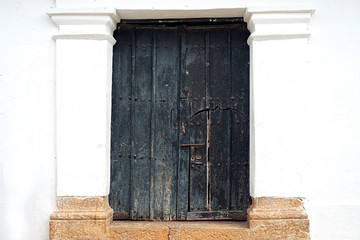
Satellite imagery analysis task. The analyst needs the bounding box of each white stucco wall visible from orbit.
[305,1,360,238]
[0,0,57,239]
[0,0,360,239]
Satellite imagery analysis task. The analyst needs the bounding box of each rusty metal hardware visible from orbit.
[180,143,205,147]
[181,144,205,166]
[190,154,203,165]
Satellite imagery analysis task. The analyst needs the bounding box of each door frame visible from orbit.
[48,6,314,240]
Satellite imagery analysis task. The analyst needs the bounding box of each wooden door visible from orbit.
[110,20,250,221]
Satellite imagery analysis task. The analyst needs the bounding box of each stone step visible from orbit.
[109,221,249,240]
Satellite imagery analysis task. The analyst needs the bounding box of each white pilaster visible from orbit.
[48,9,120,196]
[245,8,314,198]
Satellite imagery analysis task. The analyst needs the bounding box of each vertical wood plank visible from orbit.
[131,28,153,220]
[230,25,251,212]
[177,26,189,220]
[185,28,208,212]
[110,29,132,219]
[151,28,179,220]
[208,28,231,211]
[149,29,156,221]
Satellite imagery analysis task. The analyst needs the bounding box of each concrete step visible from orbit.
[109,221,249,240]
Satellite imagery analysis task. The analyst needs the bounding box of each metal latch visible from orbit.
[181,143,205,166]
[190,155,203,165]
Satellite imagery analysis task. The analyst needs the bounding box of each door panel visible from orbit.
[110,22,250,220]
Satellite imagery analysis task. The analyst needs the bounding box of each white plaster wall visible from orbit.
[0,0,360,239]
[250,37,310,198]
[305,0,360,238]
[56,39,113,196]
[0,0,57,239]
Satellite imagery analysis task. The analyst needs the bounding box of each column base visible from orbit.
[50,196,113,240]
[248,197,310,240]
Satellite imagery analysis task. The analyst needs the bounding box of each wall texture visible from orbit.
[0,0,57,239]
[0,0,360,239]
[305,0,360,238]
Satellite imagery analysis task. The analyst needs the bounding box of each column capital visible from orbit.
[47,8,120,45]
[244,7,315,44]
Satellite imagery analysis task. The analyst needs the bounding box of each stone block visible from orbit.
[248,197,310,240]
[50,196,113,240]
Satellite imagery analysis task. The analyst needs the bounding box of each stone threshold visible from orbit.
[50,197,310,240]
[109,221,249,240]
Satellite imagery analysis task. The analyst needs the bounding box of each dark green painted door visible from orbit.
[110,21,250,221]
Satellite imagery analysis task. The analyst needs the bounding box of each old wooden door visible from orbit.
[110,19,250,221]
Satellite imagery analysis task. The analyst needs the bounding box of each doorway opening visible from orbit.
[110,19,250,221]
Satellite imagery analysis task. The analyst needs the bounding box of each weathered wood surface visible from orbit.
[110,22,250,220]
